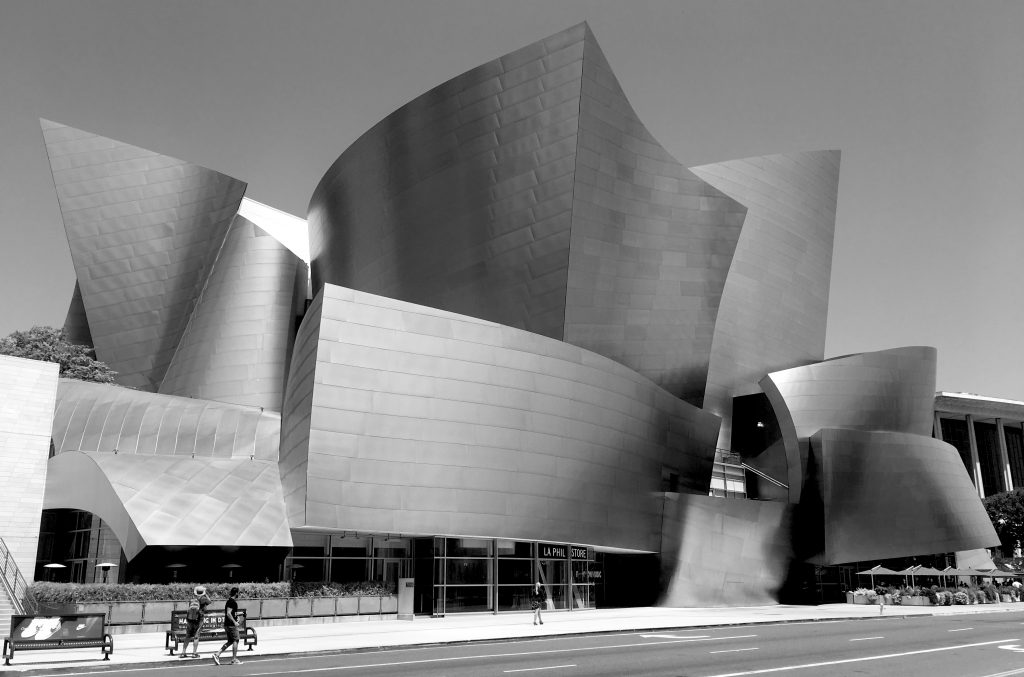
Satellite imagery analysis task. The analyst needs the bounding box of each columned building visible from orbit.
[934,392,1024,499]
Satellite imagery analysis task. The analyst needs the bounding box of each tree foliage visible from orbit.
[982,489,1024,552]
[0,326,117,383]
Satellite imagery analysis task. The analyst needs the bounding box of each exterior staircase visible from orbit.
[0,536,30,634]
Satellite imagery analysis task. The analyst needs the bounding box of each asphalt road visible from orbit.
[21,612,1024,677]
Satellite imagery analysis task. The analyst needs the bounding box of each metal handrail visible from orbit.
[0,536,34,615]
[739,462,789,489]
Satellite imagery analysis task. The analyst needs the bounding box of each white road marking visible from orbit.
[948,627,973,632]
[705,638,1017,677]
[999,643,1024,652]
[980,668,1024,677]
[640,633,709,639]
[504,666,576,673]
[240,634,759,674]
[710,648,759,654]
[849,636,883,642]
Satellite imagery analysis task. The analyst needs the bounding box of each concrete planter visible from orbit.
[358,596,381,614]
[312,598,336,616]
[381,596,397,614]
[259,599,288,618]
[902,596,931,606]
[287,598,313,617]
[108,601,144,623]
[338,597,359,615]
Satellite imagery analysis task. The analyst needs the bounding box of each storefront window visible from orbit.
[444,585,491,613]
[446,538,492,557]
[446,558,492,584]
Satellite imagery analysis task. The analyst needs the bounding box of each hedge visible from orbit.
[29,581,394,604]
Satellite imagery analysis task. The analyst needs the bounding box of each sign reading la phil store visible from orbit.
[539,544,591,560]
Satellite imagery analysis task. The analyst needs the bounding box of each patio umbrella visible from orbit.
[913,566,945,585]
[855,565,900,589]
[897,565,922,587]
[97,562,118,583]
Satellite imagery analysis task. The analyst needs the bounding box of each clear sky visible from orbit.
[1,1,1021,398]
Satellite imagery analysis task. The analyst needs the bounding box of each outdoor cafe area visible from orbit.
[847,563,1024,606]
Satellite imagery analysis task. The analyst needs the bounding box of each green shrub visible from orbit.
[28,580,395,604]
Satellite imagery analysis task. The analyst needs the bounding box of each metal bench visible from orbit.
[165,608,256,655]
[3,613,113,665]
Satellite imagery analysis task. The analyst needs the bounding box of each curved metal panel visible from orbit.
[307,25,746,401]
[308,24,588,340]
[562,28,746,403]
[660,494,792,607]
[280,284,721,552]
[760,346,938,502]
[44,451,292,560]
[41,119,247,391]
[52,379,280,460]
[812,428,999,564]
[159,215,307,411]
[692,151,840,444]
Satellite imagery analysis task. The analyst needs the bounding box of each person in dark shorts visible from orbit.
[183,585,211,658]
[211,587,241,665]
[530,581,546,625]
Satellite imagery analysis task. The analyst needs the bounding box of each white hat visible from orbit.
[194,586,206,596]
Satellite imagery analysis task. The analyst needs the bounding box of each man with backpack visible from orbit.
[182,585,211,658]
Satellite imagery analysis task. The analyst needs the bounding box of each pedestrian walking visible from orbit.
[530,581,546,625]
[183,585,211,658]
[211,586,242,665]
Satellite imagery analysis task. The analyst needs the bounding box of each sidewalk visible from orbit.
[4,602,1020,672]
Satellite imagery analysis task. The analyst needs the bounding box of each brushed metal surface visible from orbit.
[761,346,938,502]
[307,24,747,401]
[52,379,280,461]
[692,151,840,446]
[812,428,999,564]
[280,283,720,552]
[159,215,307,411]
[44,450,292,560]
[41,119,247,391]
[660,494,791,607]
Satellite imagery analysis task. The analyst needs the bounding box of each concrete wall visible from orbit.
[281,284,720,551]
[660,494,792,607]
[0,355,59,582]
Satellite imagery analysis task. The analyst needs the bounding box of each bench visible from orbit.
[3,613,113,665]
[165,608,257,655]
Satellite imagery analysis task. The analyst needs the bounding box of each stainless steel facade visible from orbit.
[51,379,281,460]
[42,120,247,391]
[16,23,999,604]
[43,451,292,560]
[158,215,308,411]
[812,428,998,565]
[761,346,939,502]
[692,151,841,449]
[280,284,720,552]
[307,23,748,403]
